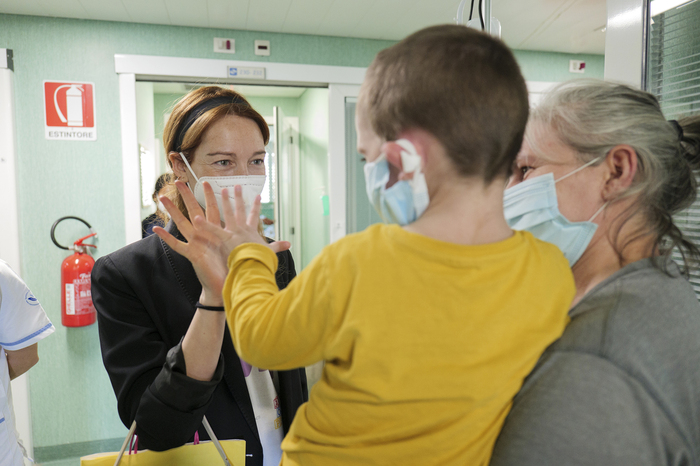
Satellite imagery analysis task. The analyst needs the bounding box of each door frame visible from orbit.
[270,110,302,257]
[328,84,361,243]
[115,54,366,245]
[283,116,302,257]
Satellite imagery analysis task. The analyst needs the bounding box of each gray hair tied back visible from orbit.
[670,120,684,142]
[528,79,700,274]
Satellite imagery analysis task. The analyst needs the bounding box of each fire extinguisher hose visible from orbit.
[50,216,97,250]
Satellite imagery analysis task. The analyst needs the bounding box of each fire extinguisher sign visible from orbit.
[43,81,97,141]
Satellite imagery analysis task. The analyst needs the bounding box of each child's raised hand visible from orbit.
[154,180,290,306]
[216,183,287,255]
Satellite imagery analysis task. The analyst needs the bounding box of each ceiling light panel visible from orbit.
[120,0,172,25]
[207,0,249,30]
[314,0,376,38]
[164,0,209,27]
[247,0,293,32]
[77,0,131,22]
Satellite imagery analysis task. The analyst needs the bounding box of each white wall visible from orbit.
[605,0,645,87]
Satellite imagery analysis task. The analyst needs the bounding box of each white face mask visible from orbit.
[179,153,266,221]
[156,200,167,215]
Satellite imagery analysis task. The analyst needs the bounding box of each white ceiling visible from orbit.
[152,82,308,97]
[0,0,608,54]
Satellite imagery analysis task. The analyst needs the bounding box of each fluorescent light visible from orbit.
[650,0,695,17]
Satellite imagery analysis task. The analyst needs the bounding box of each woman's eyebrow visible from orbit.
[206,150,266,157]
[515,152,536,164]
[519,150,555,166]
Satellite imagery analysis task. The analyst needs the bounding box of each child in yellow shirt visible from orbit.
[156,25,575,465]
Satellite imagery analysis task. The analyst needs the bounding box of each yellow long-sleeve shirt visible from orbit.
[223,225,574,465]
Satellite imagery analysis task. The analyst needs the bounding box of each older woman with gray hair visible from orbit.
[490,80,700,465]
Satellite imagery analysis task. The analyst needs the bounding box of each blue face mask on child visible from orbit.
[503,158,606,266]
[363,139,430,225]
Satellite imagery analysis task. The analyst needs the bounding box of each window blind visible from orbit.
[647,0,700,296]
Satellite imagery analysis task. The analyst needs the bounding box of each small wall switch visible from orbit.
[255,40,270,56]
[569,60,586,73]
[214,38,235,54]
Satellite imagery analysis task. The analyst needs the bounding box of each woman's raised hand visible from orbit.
[154,180,290,306]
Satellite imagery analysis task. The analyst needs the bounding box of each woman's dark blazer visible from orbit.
[91,221,307,466]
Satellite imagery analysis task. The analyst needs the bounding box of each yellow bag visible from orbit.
[80,417,246,466]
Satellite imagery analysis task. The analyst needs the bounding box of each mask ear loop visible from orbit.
[555,157,602,183]
[588,201,608,222]
[554,156,608,223]
[178,152,200,188]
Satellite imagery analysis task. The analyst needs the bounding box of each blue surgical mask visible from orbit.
[363,139,429,225]
[503,158,606,266]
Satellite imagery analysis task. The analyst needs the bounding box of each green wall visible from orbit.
[153,93,182,145]
[298,88,331,269]
[243,96,301,121]
[513,49,604,82]
[0,11,604,461]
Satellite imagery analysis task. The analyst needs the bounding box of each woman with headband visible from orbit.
[490,80,700,465]
[92,86,307,466]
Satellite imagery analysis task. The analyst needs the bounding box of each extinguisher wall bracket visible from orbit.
[51,216,97,251]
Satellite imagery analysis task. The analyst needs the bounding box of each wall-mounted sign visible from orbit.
[569,60,586,74]
[43,81,96,141]
[227,66,265,80]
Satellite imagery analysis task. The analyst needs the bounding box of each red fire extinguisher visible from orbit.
[51,216,98,327]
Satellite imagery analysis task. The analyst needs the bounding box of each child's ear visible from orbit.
[380,142,405,187]
[382,142,405,173]
[382,139,425,181]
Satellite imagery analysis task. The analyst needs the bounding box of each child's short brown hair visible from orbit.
[361,25,529,182]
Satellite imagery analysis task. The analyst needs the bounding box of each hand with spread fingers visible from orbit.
[154,180,290,305]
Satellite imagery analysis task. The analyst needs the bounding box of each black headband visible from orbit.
[669,120,684,142]
[174,95,247,152]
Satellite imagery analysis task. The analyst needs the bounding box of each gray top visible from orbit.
[490,258,700,466]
